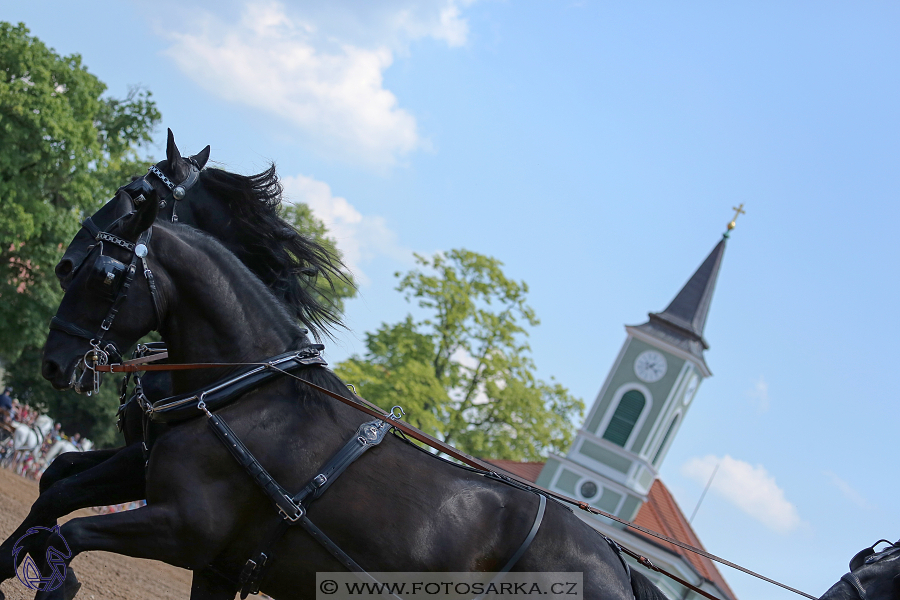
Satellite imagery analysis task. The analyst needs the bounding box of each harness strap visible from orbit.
[497,494,546,574]
[296,517,402,600]
[236,417,392,597]
[49,317,95,342]
[842,573,869,600]
[111,353,817,600]
[205,412,304,522]
[614,543,725,600]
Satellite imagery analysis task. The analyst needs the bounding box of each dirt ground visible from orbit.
[0,465,196,600]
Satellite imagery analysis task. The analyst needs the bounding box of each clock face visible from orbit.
[634,350,667,383]
[683,375,699,405]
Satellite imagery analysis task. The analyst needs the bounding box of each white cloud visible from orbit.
[682,455,802,534]
[824,471,875,510]
[746,375,770,413]
[282,174,410,285]
[160,1,472,168]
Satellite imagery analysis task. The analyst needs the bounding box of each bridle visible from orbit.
[142,159,201,222]
[842,540,900,600]
[50,158,201,394]
[49,205,164,396]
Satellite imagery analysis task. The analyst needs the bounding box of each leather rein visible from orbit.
[96,356,817,600]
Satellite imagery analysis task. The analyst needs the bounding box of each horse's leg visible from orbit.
[38,448,121,493]
[34,506,207,600]
[0,443,146,581]
[190,568,239,600]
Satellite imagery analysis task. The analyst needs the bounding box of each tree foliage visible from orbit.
[0,22,160,445]
[0,22,160,362]
[336,249,583,461]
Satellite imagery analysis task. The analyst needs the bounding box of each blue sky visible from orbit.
[5,1,900,598]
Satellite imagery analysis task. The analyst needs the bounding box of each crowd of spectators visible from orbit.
[0,386,144,514]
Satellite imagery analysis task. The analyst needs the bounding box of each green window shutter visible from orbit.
[602,390,646,447]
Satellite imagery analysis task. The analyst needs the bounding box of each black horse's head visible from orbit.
[54,129,210,290]
[43,195,162,393]
[54,129,350,340]
[820,540,900,600]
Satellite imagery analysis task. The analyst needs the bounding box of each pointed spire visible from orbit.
[649,237,726,349]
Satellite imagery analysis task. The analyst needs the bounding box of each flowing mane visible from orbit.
[199,165,351,339]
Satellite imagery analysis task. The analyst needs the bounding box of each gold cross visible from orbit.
[727,203,746,230]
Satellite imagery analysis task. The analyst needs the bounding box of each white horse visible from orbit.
[9,414,54,467]
[42,437,93,465]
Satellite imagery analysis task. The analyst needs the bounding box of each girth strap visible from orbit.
[497,494,546,574]
[471,494,547,600]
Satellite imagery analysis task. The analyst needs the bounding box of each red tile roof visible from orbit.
[487,461,736,600]
[634,479,736,600]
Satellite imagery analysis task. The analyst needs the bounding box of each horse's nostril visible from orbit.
[42,359,61,380]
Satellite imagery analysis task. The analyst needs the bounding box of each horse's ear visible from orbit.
[166,128,182,169]
[118,188,160,242]
[192,145,211,170]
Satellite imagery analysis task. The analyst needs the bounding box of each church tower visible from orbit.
[536,225,734,522]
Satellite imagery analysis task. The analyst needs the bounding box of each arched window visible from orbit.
[602,390,646,447]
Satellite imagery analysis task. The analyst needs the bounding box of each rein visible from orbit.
[99,355,817,600]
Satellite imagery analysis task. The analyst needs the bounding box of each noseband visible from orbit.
[50,214,163,395]
[842,540,900,600]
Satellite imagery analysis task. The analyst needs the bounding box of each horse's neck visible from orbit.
[157,230,303,392]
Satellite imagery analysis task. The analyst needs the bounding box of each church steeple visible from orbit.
[536,214,740,524]
[639,237,726,357]
[633,207,742,372]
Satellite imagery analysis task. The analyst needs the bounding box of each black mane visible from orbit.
[199,165,351,340]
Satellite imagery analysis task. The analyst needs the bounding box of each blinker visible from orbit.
[89,255,127,298]
[850,548,874,571]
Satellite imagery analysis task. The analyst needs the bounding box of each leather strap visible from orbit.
[470,494,548,600]
[498,494,545,574]
[144,349,327,423]
[206,412,305,521]
[841,573,868,600]
[236,418,392,597]
[49,317,96,342]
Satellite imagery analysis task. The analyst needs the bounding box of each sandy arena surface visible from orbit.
[0,465,196,600]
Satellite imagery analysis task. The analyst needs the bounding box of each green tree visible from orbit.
[336,249,583,461]
[0,22,160,445]
[0,22,160,361]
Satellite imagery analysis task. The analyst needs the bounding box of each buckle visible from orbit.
[277,498,304,522]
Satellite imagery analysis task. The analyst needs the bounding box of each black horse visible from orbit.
[37,192,662,599]
[820,540,900,600]
[0,131,350,595]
